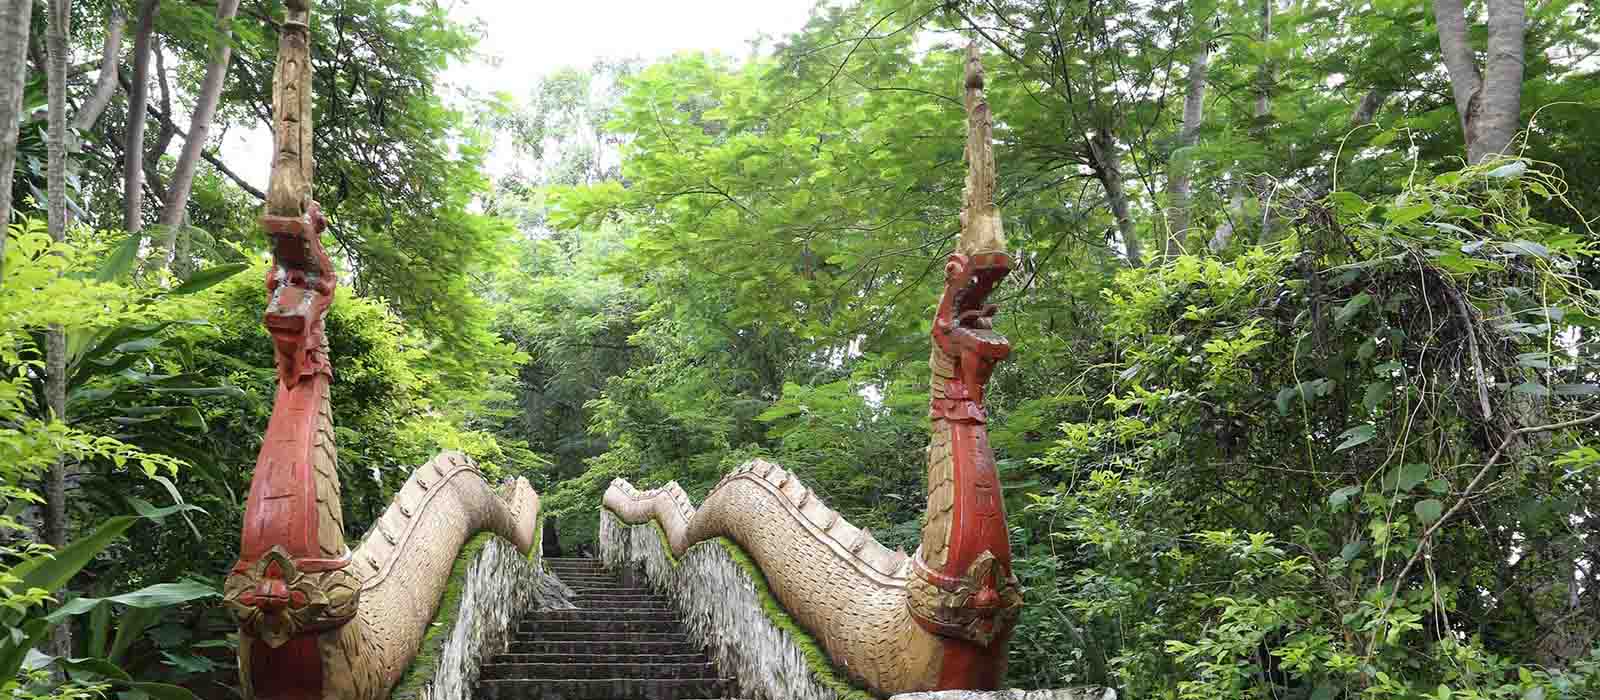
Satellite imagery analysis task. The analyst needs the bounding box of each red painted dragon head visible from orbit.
[262,202,335,386]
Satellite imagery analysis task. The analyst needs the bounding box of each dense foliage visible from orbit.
[2,1,1597,699]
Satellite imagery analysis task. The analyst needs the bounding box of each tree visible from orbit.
[156,0,241,277]
[1162,45,1207,258]
[1434,0,1526,164]
[122,0,158,235]
[43,0,72,662]
[0,0,35,270]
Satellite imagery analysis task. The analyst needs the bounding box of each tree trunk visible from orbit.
[0,0,36,284]
[1477,0,1525,162]
[1090,127,1141,268]
[44,0,72,661]
[1434,0,1480,154]
[1434,0,1526,163]
[67,10,124,149]
[123,0,158,234]
[157,0,242,274]
[1254,0,1278,244]
[1163,47,1208,258]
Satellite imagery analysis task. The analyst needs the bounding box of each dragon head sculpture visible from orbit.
[932,251,1011,409]
[262,203,334,387]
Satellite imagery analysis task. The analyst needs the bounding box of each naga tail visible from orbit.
[603,44,1023,697]
[223,4,538,699]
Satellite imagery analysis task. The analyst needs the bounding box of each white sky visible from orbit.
[226,0,819,189]
[447,0,818,96]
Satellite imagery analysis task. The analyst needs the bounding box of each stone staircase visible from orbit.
[477,557,735,700]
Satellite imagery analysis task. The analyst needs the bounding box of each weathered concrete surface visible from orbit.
[403,536,575,700]
[601,509,847,700]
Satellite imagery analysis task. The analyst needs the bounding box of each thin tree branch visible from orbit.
[1371,411,1600,653]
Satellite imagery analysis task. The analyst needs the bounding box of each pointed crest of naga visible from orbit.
[223,3,539,698]
[907,40,1023,684]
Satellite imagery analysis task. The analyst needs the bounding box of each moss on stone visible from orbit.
[389,511,543,700]
[636,517,875,700]
[390,531,496,700]
[531,513,544,562]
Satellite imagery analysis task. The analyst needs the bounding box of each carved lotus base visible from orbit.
[907,550,1022,647]
[225,545,360,648]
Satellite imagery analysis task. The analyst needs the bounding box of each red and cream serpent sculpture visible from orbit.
[223,3,538,699]
[603,45,1023,696]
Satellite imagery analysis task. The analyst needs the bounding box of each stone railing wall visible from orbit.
[392,523,575,700]
[599,509,1119,700]
[600,509,869,700]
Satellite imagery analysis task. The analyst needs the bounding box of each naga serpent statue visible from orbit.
[222,2,539,699]
[603,45,1023,696]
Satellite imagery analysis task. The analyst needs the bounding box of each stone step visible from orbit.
[571,595,665,604]
[487,653,712,667]
[506,639,701,656]
[571,599,669,609]
[480,661,720,681]
[533,631,689,643]
[567,599,670,607]
[527,608,678,621]
[568,587,656,595]
[516,619,680,635]
[477,677,731,700]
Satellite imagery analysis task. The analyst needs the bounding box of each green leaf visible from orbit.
[1330,191,1369,217]
[171,405,207,430]
[125,682,204,700]
[1486,160,1526,178]
[95,234,144,282]
[1553,383,1600,396]
[114,336,163,354]
[1334,424,1376,452]
[11,516,142,599]
[108,606,162,664]
[168,263,249,296]
[1516,352,1551,369]
[9,502,198,605]
[1363,381,1392,411]
[1275,386,1296,416]
[1499,240,1550,259]
[159,650,216,674]
[127,497,205,522]
[1329,485,1362,510]
[1415,498,1444,524]
[147,476,205,541]
[1335,293,1373,326]
[1356,338,1377,361]
[46,581,218,623]
[50,654,132,681]
[1512,381,1551,397]
[1396,463,1431,492]
[1386,202,1432,224]
[0,619,50,679]
[1340,540,1365,561]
